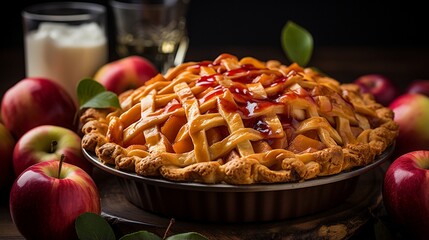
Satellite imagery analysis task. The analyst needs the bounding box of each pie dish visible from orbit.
[80,53,399,185]
[84,144,392,222]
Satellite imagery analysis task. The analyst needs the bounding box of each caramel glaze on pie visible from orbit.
[81,53,399,184]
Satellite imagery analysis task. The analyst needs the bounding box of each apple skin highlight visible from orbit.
[1,78,77,139]
[9,160,100,240]
[383,151,429,240]
[94,55,158,94]
[12,125,92,177]
[389,93,429,157]
[354,74,398,106]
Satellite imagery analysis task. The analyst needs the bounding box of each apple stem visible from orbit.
[162,218,175,239]
[51,140,58,153]
[58,154,65,179]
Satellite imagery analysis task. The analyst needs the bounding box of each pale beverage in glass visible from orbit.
[110,0,189,73]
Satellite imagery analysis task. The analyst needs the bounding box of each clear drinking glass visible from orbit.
[22,2,108,104]
[110,0,189,73]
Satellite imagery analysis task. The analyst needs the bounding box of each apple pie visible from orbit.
[81,53,398,184]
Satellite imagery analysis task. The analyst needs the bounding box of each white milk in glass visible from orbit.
[25,22,107,103]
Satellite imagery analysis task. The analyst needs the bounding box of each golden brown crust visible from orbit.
[80,54,398,185]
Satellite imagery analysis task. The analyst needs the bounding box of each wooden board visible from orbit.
[93,167,384,239]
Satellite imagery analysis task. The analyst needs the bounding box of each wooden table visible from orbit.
[1,45,428,239]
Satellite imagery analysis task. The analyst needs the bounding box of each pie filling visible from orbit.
[81,53,399,184]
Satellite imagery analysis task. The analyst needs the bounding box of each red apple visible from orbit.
[406,79,429,97]
[389,93,429,157]
[9,160,101,240]
[1,77,77,138]
[0,122,15,194]
[354,74,398,106]
[94,55,158,94]
[13,125,92,177]
[383,150,429,239]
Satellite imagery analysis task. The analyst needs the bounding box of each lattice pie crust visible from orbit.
[81,54,398,184]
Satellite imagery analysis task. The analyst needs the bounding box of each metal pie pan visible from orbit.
[83,145,393,223]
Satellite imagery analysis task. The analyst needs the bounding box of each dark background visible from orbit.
[2,0,428,50]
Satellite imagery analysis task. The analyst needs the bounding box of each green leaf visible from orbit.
[281,21,314,67]
[80,91,121,109]
[166,232,209,240]
[77,78,121,110]
[75,212,116,240]
[77,79,106,106]
[119,231,162,240]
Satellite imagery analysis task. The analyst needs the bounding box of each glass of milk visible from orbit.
[22,2,108,104]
